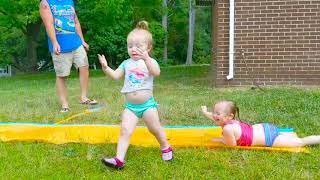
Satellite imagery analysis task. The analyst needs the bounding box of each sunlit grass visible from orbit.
[0,65,320,179]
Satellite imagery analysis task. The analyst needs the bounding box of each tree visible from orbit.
[0,0,42,72]
[186,0,195,65]
[76,0,133,68]
[0,0,212,73]
[162,0,168,63]
[193,6,211,64]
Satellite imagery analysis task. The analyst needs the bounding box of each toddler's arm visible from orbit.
[144,57,160,76]
[201,106,214,121]
[137,48,160,76]
[98,54,124,80]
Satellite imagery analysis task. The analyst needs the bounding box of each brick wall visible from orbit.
[212,0,320,86]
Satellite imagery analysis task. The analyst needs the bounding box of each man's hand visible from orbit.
[53,41,61,55]
[82,41,89,51]
[40,0,49,9]
[97,54,108,69]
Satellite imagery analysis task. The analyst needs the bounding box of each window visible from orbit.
[195,0,214,7]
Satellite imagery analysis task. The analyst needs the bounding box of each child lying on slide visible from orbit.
[201,100,320,147]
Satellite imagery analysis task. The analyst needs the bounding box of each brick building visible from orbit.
[211,0,320,86]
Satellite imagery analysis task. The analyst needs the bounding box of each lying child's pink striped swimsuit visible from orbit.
[226,120,280,147]
[225,120,253,146]
[236,121,253,146]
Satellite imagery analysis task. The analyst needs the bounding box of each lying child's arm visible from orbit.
[201,106,214,121]
[212,138,224,143]
[222,125,237,146]
[98,54,124,80]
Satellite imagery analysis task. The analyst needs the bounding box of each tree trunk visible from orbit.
[25,21,42,72]
[162,0,168,63]
[186,0,195,65]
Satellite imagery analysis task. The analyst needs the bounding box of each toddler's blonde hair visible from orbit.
[128,20,153,51]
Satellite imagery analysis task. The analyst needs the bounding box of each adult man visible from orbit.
[40,0,97,112]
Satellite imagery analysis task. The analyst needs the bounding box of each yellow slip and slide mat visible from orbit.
[0,122,308,153]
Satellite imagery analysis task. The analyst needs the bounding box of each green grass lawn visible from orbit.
[0,65,320,179]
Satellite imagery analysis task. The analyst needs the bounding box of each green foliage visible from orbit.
[76,0,167,67]
[167,0,189,64]
[0,27,25,66]
[149,21,165,62]
[0,27,13,65]
[131,0,162,21]
[0,0,212,71]
[77,0,211,66]
[76,0,133,68]
[193,7,211,64]
[0,0,39,29]
[0,0,42,71]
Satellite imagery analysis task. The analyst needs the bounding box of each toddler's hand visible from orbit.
[201,106,208,113]
[136,47,150,61]
[97,54,108,68]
